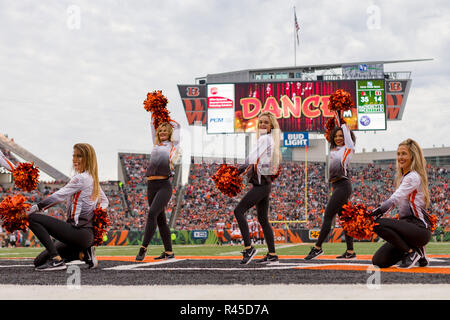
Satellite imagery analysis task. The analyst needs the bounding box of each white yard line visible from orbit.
[102,258,186,270]
[129,266,299,271]
[219,243,304,256]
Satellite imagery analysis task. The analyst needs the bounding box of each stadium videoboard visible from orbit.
[206,80,386,134]
[355,80,386,131]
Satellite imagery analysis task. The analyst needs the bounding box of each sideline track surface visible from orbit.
[0,254,449,284]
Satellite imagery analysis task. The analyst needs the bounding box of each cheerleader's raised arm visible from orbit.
[341,122,355,151]
[168,119,181,145]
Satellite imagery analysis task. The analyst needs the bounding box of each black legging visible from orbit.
[234,183,275,253]
[315,178,354,250]
[372,217,431,268]
[142,179,173,251]
[28,213,94,267]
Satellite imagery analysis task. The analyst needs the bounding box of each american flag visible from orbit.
[294,10,300,45]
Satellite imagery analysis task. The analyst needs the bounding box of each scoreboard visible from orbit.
[356,80,386,130]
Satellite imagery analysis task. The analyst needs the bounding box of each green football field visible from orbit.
[1,242,449,258]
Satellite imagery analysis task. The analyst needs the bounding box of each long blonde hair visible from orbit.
[73,143,100,201]
[395,139,430,208]
[257,112,282,173]
[155,122,174,145]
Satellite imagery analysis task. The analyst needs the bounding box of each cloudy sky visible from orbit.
[0,0,449,181]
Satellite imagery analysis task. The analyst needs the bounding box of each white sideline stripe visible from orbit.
[109,262,450,271]
[118,262,374,271]
[0,265,34,268]
[135,266,300,271]
[102,258,186,270]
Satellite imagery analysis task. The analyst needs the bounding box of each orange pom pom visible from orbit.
[428,214,438,233]
[340,202,377,240]
[12,162,40,192]
[143,90,171,130]
[92,207,110,246]
[0,194,30,233]
[328,89,354,112]
[211,164,244,198]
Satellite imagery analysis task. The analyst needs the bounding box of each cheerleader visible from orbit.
[234,112,282,264]
[305,115,356,260]
[0,149,16,171]
[135,116,180,261]
[26,143,108,271]
[371,139,432,268]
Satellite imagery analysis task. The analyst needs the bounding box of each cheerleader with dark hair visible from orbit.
[305,115,357,260]
[371,139,432,268]
[234,111,282,265]
[135,114,180,261]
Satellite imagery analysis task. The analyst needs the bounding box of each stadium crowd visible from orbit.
[118,154,449,233]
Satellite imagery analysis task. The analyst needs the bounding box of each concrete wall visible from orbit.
[0,172,11,184]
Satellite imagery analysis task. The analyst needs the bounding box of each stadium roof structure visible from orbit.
[0,133,69,182]
[196,58,433,83]
[206,58,432,74]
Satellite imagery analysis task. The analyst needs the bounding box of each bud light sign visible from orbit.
[283,132,309,148]
[192,230,209,239]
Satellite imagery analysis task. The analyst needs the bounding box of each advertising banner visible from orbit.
[207,84,235,133]
[283,132,309,147]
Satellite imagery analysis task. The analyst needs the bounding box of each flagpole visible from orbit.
[304,144,308,222]
[294,6,297,66]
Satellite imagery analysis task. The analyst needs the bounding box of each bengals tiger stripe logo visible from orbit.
[186,87,200,97]
[388,82,402,92]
